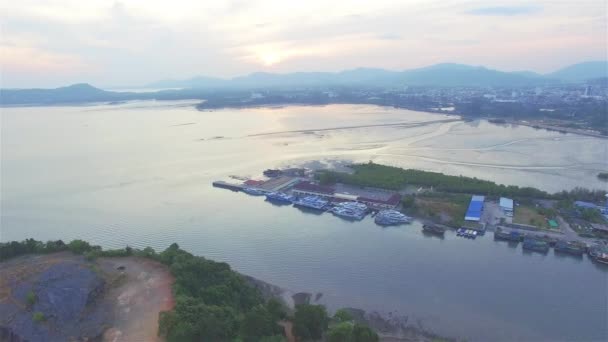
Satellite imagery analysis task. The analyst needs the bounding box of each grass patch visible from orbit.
[413,193,469,226]
[514,206,548,228]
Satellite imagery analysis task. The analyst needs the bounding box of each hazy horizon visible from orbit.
[1,0,607,88]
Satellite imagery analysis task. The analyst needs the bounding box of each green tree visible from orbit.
[67,239,93,255]
[352,323,379,342]
[333,309,353,323]
[293,304,329,340]
[259,335,287,342]
[240,305,281,342]
[327,322,353,342]
[401,196,415,209]
[266,298,287,320]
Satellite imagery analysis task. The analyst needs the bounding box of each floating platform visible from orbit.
[212,181,244,191]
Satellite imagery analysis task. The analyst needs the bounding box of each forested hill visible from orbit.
[0,239,382,342]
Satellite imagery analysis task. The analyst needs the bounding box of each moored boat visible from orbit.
[374,210,412,226]
[523,237,550,253]
[494,228,523,242]
[554,240,585,256]
[242,188,266,196]
[293,195,329,211]
[422,224,446,236]
[331,207,366,220]
[265,192,295,204]
[594,253,608,265]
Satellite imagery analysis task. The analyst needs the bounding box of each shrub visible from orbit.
[32,312,45,323]
[26,291,37,306]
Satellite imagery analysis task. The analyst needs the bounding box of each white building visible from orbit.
[499,197,514,217]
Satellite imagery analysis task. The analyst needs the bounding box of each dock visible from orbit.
[212,181,245,191]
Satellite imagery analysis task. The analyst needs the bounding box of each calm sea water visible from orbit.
[1,101,607,341]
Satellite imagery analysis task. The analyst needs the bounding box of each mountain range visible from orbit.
[1,61,606,105]
[147,61,607,89]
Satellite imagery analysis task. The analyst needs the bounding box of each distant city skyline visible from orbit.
[1,0,606,88]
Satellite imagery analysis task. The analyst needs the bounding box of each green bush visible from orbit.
[333,309,354,323]
[26,291,37,306]
[327,321,354,342]
[67,239,93,255]
[293,304,329,340]
[32,312,45,323]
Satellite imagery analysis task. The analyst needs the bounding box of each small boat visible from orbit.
[422,224,446,236]
[457,228,465,236]
[594,253,608,265]
[242,188,266,196]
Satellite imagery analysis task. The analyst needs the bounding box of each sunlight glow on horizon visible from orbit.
[0,0,606,87]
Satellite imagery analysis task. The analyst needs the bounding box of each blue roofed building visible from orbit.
[465,195,485,221]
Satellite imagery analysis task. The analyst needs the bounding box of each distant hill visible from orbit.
[0,83,127,105]
[3,61,607,106]
[399,63,550,86]
[148,63,558,89]
[547,61,608,82]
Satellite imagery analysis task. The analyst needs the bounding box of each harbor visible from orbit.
[213,169,412,227]
[213,166,608,266]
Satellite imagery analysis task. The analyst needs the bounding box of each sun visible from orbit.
[260,51,282,66]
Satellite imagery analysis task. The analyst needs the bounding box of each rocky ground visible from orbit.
[0,252,174,342]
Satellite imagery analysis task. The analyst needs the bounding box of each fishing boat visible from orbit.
[494,228,523,242]
[422,224,446,236]
[554,240,585,256]
[523,237,550,253]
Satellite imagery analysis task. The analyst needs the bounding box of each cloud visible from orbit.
[377,33,402,41]
[466,6,542,16]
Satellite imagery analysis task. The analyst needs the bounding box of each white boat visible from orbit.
[374,210,412,225]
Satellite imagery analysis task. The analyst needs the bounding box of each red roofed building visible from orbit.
[244,179,265,186]
[292,181,335,198]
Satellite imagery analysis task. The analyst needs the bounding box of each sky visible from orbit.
[1,0,606,88]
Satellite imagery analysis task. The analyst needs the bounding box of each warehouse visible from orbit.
[465,195,485,222]
[499,197,514,217]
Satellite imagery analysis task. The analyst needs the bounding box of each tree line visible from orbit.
[317,162,606,202]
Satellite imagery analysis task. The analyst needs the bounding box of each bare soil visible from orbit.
[98,256,175,342]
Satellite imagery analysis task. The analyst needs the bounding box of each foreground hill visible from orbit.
[0,239,452,342]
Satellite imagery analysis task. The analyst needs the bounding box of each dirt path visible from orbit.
[99,257,174,342]
[278,320,296,342]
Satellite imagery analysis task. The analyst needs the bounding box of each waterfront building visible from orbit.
[465,195,485,222]
[499,197,514,216]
